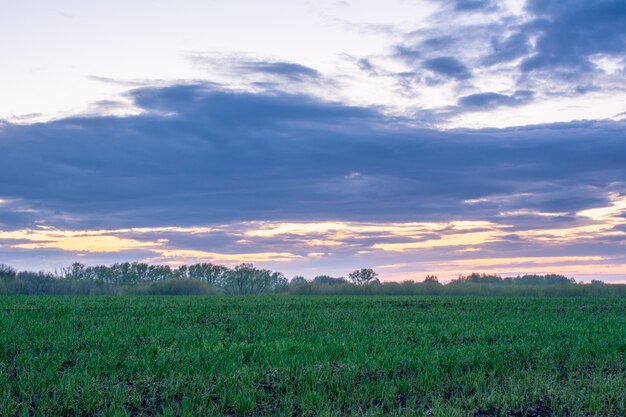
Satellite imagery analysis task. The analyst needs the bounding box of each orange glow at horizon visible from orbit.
[1,192,625,281]
[382,263,626,284]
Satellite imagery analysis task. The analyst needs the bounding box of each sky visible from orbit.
[1,0,626,282]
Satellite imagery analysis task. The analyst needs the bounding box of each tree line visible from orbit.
[0,262,624,297]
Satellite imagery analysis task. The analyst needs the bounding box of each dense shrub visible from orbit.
[312,275,348,286]
[1,262,625,297]
[128,279,222,295]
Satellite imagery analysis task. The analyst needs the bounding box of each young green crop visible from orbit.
[0,296,624,416]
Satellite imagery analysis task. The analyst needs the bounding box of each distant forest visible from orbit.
[1,262,624,297]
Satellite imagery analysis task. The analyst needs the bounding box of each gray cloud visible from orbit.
[423,56,472,80]
[520,0,626,75]
[190,55,321,83]
[0,83,625,233]
[232,61,321,81]
[381,0,626,104]
[451,0,499,12]
[457,90,534,110]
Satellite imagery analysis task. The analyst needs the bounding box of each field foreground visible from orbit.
[1,296,625,416]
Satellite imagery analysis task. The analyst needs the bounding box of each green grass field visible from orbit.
[1,296,625,416]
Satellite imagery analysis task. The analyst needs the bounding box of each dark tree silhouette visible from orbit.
[349,268,378,285]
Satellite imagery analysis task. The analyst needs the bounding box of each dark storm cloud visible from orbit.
[1,83,625,230]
